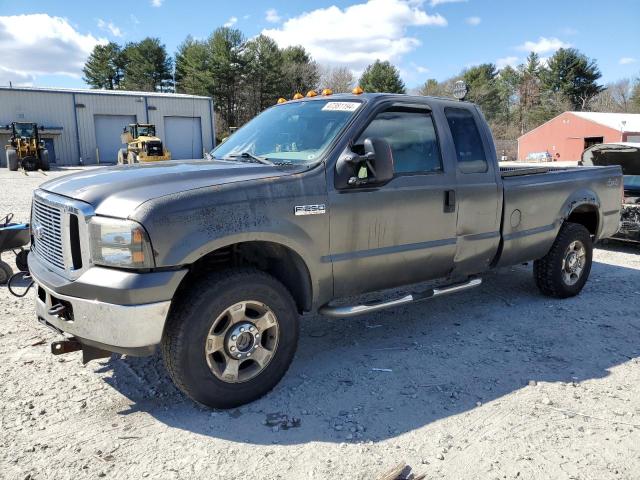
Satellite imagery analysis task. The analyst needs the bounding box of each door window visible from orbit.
[445,107,488,173]
[356,109,442,174]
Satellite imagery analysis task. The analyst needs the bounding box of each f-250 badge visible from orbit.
[294,204,326,215]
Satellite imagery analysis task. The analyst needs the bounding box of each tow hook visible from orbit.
[51,338,112,364]
[51,339,82,355]
[48,304,67,317]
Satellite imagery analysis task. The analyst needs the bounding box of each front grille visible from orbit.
[32,198,65,270]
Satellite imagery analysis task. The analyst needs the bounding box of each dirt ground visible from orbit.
[1,167,639,480]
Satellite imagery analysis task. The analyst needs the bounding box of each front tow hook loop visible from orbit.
[51,339,82,355]
[48,304,66,317]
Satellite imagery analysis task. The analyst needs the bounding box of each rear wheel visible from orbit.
[117,149,126,165]
[40,149,50,171]
[162,268,299,408]
[534,222,593,298]
[6,149,18,171]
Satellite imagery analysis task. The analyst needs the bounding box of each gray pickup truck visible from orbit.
[29,93,622,408]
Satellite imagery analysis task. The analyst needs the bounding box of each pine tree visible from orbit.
[175,36,213,96]
[543,48,603,110]
[83,42,123,89]
[242,35,282,118]
[121,38,173,92]
[358,60,405,93]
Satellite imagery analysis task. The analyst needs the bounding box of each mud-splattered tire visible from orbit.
[161,268,299,409]
[127,152,138,164]
[534,222,593,298]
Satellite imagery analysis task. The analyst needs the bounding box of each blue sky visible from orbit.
[0,0,638,89]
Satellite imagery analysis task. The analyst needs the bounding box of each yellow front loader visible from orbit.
[117,123,171,164]
[4,122,50,171]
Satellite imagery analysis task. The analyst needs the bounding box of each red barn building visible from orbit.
[517,112,640,161]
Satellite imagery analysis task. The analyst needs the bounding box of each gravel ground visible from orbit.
[1,167,639,480]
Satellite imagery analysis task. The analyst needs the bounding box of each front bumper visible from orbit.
[29,254,187,354]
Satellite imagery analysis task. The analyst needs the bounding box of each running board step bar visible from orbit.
[319,277,482,318]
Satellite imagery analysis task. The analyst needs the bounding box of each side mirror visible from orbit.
[335,137,394,188]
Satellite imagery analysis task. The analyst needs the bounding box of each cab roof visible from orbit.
[285,92,473,108]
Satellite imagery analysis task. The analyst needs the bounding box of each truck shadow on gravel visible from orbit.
[95,260,640,445]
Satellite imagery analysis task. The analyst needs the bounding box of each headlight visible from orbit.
[88,217,154,269]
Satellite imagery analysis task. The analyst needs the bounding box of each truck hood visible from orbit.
[39,160,305,217]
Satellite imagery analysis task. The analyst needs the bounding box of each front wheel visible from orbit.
[6,149,18,171]
[162,268,299,408]
[534,222,593,298]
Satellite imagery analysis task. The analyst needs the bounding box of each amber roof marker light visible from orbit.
[306,90,318,97]
[352,86,364,95]
[322,88,333,96]
[292,93,304,100]
[276,97,287,104]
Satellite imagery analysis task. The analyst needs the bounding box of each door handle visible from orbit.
[444,190,456,213]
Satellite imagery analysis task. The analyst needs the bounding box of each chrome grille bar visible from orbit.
[31,190,95,280]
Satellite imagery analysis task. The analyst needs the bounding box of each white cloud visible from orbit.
[263,0,447,70]
[151,0,163,7]
[223,16,238,27]
[619,57,637,65]
[496,56,519,69]
[518,37,570,54]
[465,16,481,26]
[430,0,467,6]
[97,18,123,37]
[0,65,34,87]
[0,14,106,84]
[265,8,281,23]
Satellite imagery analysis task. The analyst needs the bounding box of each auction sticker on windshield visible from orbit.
[321,102,361,112]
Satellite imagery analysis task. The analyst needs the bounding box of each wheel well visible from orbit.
[177,241,313,313]
[567,204,598,236]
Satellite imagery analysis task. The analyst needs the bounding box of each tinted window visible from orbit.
[356,109,442,174]
[445,107,488,173]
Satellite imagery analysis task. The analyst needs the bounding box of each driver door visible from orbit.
[328,103,458,298]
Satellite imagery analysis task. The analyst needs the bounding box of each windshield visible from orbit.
[14,123,35,138]
[136,125,155,137]
[211,100,362,164]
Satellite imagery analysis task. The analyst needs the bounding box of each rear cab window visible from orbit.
[444,107,488,174]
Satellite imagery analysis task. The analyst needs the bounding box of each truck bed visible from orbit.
[496,165,623,267]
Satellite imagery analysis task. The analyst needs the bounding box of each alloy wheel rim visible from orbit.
[204,300,279,383]
[561,240,586,286]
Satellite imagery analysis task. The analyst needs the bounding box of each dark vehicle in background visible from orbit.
[28,93,623,409]
[581,143,640,243]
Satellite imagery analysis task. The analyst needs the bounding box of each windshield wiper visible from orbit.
[226,152,274,165]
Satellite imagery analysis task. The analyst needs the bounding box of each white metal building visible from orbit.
[0,86,215,166]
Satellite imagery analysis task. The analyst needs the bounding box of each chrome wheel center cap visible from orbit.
[226,322,259,358]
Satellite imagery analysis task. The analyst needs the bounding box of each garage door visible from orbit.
[164,116,203,160]
[94,114,136,164]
